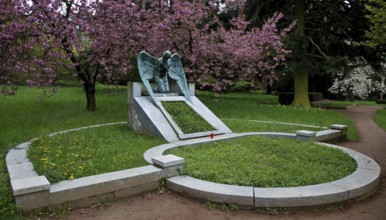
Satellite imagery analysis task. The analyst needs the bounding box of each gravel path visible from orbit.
[67,106,386,220]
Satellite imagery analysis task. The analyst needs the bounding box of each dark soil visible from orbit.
[67,106,386,220]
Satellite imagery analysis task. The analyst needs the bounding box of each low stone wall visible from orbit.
[145,131,380,208]
[295,124,348,142]
[7,123,376,211]
[7,140,184,211]
[167,146,380,208]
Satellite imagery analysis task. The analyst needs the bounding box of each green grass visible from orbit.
[0,87,362,218]
[222,119,323,133]
[198,94,359,141]
[375,109,386,131]
[28,124,164,183]
[161,101,214,133]
[315,101,356,109]
[0,85,131,218]
[167,136,357,187]
[319,100,386,109]
[356,100,386,107]
[196,90,278,104]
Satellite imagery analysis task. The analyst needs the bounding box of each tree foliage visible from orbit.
[241,0,385,104]
[329,64,386,101]
[366,0,386,47]
[0,0,292,111]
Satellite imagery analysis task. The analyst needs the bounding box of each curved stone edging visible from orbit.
[48,122,127,137]
[6,122,128,181]
[6,123,380,210]
[143,132,296,163]
[144,132,381,208]
[6,122,174,211]
[222,118,328,129]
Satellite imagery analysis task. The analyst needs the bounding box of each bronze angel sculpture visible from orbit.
[137,50,191,108]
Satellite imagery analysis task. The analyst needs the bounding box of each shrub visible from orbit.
[229,81,254,92]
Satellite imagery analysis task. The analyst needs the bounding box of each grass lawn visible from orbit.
[0,86,360,218]
[315,100,356,109]
[196,90,278,104]
[356,100,386,108]
[198,93,359,141]
[166,136,357,187]
[29,124,164,183]
[375,109,386,131]
[161,101,214,133]
[0,85,129,218]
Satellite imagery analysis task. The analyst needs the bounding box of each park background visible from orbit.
[1,0,386,219]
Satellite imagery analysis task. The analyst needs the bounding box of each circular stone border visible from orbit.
[144,132,381,208]
[222,118,328,129]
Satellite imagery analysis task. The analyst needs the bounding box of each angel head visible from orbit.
[162,50,172,62]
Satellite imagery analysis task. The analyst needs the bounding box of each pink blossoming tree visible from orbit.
[1,0,292,111]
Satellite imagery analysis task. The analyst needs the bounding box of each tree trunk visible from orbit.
[84,82,96,112]
[292,0,311,108]
[293,67,310,107]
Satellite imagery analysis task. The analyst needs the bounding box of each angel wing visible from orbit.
[168,54,192,103]
[137,51,159,108]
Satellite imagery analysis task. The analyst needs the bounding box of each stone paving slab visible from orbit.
[167,176,254,206]
[14,142,31,149]
[254,184,348,207]
[296,130,316,137]
[315,129,341,140]
[6,148,29,166]
[322,143,381,171]
[7,162,38,180]
[331,124,348,130]
[144,143,179,164]
[11,176,50,196]
[348,151,381,171]
[50,165,163,192]
[50,165,164,204]
[330,168,380,199]
[152,155,184,168]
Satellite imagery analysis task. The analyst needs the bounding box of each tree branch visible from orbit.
[305,36,329,59]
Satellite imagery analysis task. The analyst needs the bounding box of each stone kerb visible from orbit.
[145,132,380,208]
[6,124,183,211]
[297,124,348,143]
[7,122,379,210]
[296,130,316,141]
